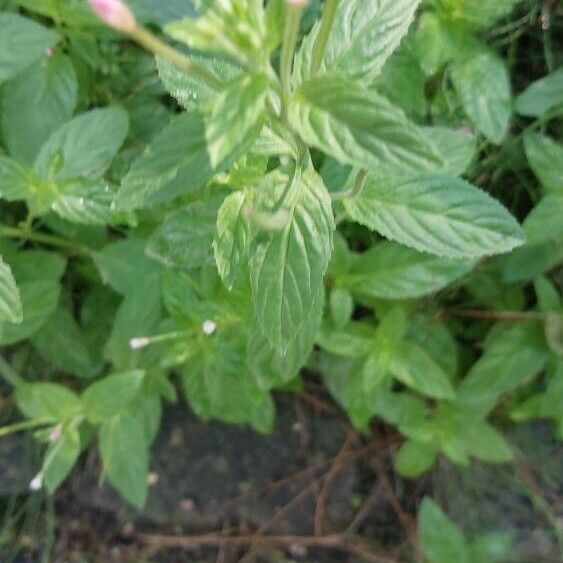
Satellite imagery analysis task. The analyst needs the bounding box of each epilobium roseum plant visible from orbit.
[0,0,561,535]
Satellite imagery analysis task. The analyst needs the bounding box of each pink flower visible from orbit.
[88,0,136,32]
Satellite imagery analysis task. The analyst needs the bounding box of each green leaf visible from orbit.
[165,0,267,68]
[289,77,443,173]
[502,240,563,283]
[0,14,58,83]
[344,174,525,258]
[99,409,149,507]
[147,196,223,270]
[16,383,80,423]
[439,0,523,29]
[462,421,513,463]
[81,370,145,422]
[329,288,354,327]
[390,341,455,399]
[339,242,475,300]
[0,155,35,202]
[116,113,212,210]
[419,498,470,563]
[94,239,162,296]
[31,305,95,378]
[450,50,512,144]
[213,191,251,289]
[515,67,563,117]
[1,55,77,163]
[251,169,334,351]
[317,321,375,358]
[414,13,476,75]
[296,0,420,83]
[522,195,563,245]
[0,256,23,324]
[249,292,324,390]
[181,329,275,433]
[156,54,239,110]
[42,426,80,493]
[423,126,477,176]
[104,281,162,369]
[206,73,267,167]
[457,322,549,415]
[395,440,437,477]
[34,107,129,182]
[0,250,66,345]
[524,132,563,193]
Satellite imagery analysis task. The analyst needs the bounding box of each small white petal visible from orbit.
[202,320,217,336]
[130,337,150,350]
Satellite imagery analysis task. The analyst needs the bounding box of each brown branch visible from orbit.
[136,532,400,563]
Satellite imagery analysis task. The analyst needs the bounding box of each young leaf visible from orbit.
[395,440,437,478]
[0,156,35,202]
[457,322,549,416]
[439,0,523,29]
[344,174,525,258]
[450,50,512,144]
[251,169,334,351]
[0,256,23,324]
[206,73,268,168]
[389,341,455,399]
[524,132,563,193]
[339,242,475,299]
[0,14,58,83]
[522,195,563,245]
[419,498,470,563]
[297,0,420,83]
[116,113,212,210]
[34,107,129,181]
[16,383,80,423]
[99,409,150,507]
[462,421,513,463]
[81,370,145,422]
[147,196,223,270]
[214,191,251,289]
[31,305,95,378]
[329,287,354,327]
[290,77,443,173]
[515,67,563,117]
[156,54,239,110]
[1,55,77,163]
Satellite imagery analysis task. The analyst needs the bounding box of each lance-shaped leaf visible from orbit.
[296,0,420,83]
[251,169,334,351]
[344,174,525,258]
[289,77,443,173]
[206,73,268,168]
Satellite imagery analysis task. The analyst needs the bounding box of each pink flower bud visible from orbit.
[89,0,136,33]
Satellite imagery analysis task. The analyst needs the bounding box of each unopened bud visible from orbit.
[130,336,150,350]
[29,473,43,491]
[202,320,217,336]
[89,0,136,33]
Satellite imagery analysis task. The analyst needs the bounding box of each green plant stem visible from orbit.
[0,419,50,439]
[310,0,339,75]
[130,26,223,91]
[331,169,368,201]
[0,355,24,387]
[0,225,91,256]
[280,4,304,121]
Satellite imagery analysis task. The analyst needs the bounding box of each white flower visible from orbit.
[202,320,217,336]
[129,336,150,350]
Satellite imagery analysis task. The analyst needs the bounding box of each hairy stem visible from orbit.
[280,3,304,121]
[0,419,50,439]
[0,226,91,256]
[0,355,24,387]
[130,26,223,91]
[310,0,340,75]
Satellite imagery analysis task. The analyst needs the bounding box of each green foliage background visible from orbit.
[0,0,561,559]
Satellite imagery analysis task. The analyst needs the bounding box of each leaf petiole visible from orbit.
[310,0,340,76]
